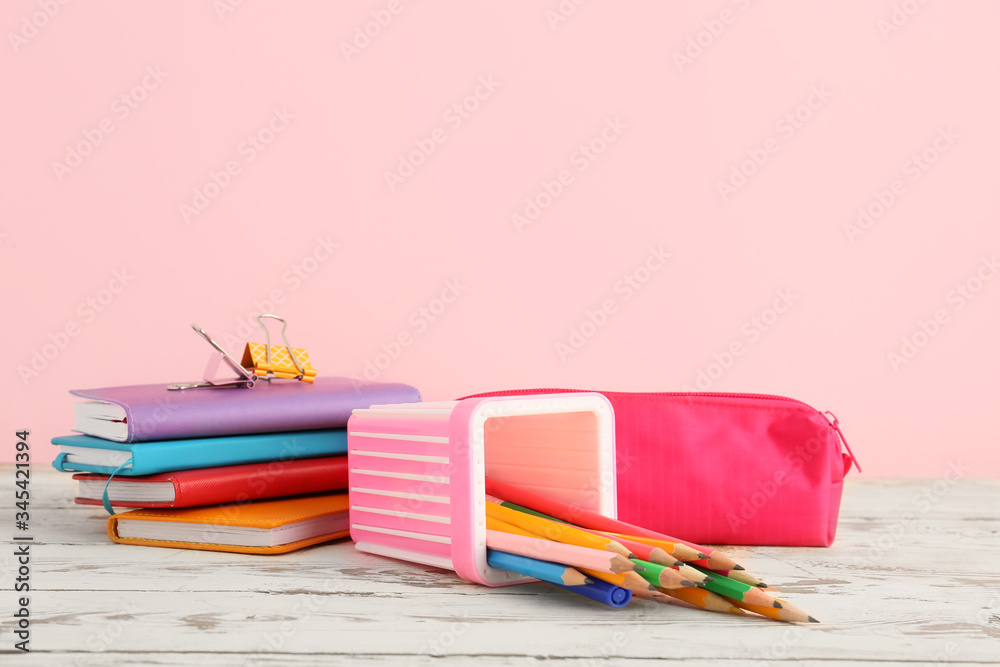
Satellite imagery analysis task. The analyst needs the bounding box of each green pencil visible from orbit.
[690,565,780,607]
[630,558,702,590]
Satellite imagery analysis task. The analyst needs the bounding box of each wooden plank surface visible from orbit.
[1,467,998,665]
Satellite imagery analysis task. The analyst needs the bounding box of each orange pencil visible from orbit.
[580,568,654,593]
[724,596,818,623]
[659,587,746,615]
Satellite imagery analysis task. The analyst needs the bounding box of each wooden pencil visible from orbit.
[603,532,708,563]
[630,558,699,590]
[485,549,592,586]
[580,568,655,593]
[492,503,683,569]
[485,527,635,574]
[709,568,767,588]
[676,563,714,584]
[723,596,818,623]
[486,516,540,539]
[629,588,672,600]
[484,496,633,559]
[688,565,779,608]
[607,532,742,572]
[587,530,682,567]
[483,477,759,580]
[489,490,714,570]
[658,587,746,615]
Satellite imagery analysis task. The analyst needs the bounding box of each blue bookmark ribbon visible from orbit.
[101,457,134,515]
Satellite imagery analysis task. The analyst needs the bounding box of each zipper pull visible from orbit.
[824,411,861,473]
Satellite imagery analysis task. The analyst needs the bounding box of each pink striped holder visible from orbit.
[347,393,616,586]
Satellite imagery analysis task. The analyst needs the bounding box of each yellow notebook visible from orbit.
[107,492,349,554]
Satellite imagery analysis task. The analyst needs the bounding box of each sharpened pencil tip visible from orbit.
[633,564,646,572]
[627,552,637,559]
[808,616,820,623]
[584,578,595,585]
[733,564,745,570]
[673,560,685,567]
[680,580,697,587]
[647,584,657,591]
[703,576,715,583]
[757,582,768,588]
[773,601,783,609]
[697,553,710,559]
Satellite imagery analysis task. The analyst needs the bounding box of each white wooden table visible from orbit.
[2,467,998,666]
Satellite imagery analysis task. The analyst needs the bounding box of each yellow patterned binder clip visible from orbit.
[240,314,317,383]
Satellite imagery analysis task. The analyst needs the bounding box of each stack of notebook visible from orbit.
[51,378,421,554]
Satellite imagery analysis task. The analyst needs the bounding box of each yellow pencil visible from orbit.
[484,496,633,559]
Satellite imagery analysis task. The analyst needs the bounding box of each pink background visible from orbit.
[2,1,998,476]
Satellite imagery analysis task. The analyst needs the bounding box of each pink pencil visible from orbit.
[485,529,635,574]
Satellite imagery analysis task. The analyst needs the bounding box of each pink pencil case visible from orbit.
[461,389,860,547]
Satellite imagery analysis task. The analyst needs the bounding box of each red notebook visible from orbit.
[73,456,348,509]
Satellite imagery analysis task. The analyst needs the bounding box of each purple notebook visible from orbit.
[70,377,421,442]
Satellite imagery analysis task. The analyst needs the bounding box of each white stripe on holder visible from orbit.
[349,431,449,443]
[352,524,452,544]
[350,469,450,484]
[352,506,451,524]
[351,487,450,504]
[351,450,449,464]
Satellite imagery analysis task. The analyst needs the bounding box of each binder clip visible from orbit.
[167,325,258,390]
[167,315,317,391]
[241,314,317,383]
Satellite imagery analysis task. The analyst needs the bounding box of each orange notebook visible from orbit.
[106,492,349,555]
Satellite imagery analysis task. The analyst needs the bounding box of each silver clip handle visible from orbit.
[167,324,257,390]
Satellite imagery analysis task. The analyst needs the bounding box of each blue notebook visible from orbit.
[51,429,346,476]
